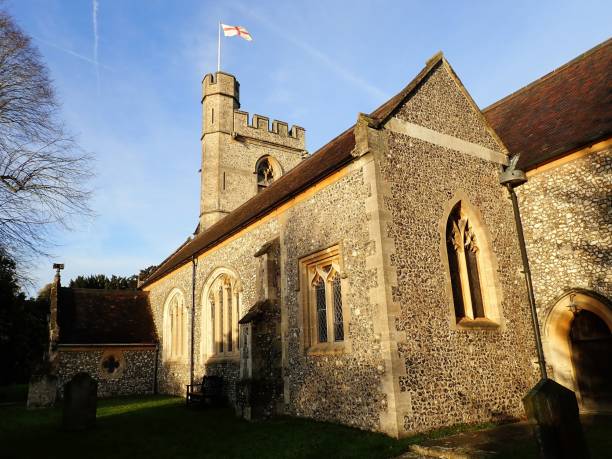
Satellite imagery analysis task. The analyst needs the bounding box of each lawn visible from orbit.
[1,395,610,458]
[0,396,419,459]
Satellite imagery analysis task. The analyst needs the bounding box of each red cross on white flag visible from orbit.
[221,24,253,41]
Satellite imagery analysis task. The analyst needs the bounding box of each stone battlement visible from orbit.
[203,72,240,103]
[233,110,305,150]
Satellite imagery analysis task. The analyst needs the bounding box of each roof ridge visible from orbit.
[140,52,453,288]
[483,38,612,113]
[370,50,445,124]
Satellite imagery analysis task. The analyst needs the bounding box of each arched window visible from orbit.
[256,156,280,192]
[300,245,346,349]
[163,290,188,362]
[445,201,499,324]
[201,270,241,360]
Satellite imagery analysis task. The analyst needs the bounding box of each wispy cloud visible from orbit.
[92,0,100,91]
[232,3,387,101]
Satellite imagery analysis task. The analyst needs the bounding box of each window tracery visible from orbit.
[256,156,277,192]
[203,271,240,359]
[300,246,347,350]
[163,290,188,362]
[445,202,497,324]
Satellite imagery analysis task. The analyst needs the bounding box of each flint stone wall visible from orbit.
[380,64,538,432]
[518,149,612,321]
[56,347,156,398]
[147,164,387,431]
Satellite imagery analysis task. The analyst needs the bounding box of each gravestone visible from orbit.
[27,374,58,409]
[523,378,590,459]
[62,372,98,431]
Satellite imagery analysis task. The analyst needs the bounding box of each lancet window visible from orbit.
[256,156,277,192]
[203,272,240,359]
[446,202,490,322]
[163,290,188,362]
[300,246,347,350]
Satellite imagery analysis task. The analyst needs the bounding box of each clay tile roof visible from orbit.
[140,53,446,287]
[484,39,612,170]
[58,288,157,344]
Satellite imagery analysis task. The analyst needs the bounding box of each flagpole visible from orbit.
[217,21,221,72]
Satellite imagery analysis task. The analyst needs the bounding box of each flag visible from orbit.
[221,24,252,41]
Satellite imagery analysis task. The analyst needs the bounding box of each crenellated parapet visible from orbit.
[233,110,305,151]
[199,70,307,231]
[202,72,240,103]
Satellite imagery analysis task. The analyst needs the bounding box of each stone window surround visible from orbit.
[255,155,283,193]
[200,267,242,363]
[162,288,189,362]
[99,349,125,379]
[439,192,504,330]
[298,244,350,355]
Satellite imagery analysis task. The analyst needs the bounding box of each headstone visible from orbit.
[27,374,58,409]
[62,372,98,431]
[523,378,590,459]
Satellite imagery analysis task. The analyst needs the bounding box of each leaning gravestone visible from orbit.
[62,372,98,431]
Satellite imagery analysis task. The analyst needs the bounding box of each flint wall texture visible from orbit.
[146,163,388,431]
[56,348,156,398]
[518,149,612,320]
[379,64,538,432]
[280,165,386,432]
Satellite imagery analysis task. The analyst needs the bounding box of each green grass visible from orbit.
[0,396,420,459]
[0,384,28,403]
[1,396,610,458]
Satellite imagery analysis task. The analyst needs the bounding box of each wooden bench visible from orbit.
[186,375,224,407]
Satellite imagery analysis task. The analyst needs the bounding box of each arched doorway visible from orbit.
[570,309,612,410]
[543,290,612,412]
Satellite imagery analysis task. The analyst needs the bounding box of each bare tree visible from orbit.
[0,8,93,275]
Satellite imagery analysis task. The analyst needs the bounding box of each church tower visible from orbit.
[199,72,306,232]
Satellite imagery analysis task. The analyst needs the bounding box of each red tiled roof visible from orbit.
[58,288,157,344]
[140,55,447,288]
[484,39,612,170]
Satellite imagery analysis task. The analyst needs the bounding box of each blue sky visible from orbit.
[6,0,611,293]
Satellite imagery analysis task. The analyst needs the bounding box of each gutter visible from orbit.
[57,343,157,348]
[140,151,355,288]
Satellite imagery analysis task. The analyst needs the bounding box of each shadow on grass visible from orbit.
[0,396,416,459]
[4,396,610,459]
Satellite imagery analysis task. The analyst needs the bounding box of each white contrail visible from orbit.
[92,0,100,91]
[33,36,113,70]
[232,3,387,102]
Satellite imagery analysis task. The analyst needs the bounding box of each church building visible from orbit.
[36,39,611,438]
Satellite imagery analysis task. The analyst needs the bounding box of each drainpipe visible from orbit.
[499,157,547,379]
[190,255,198,386]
